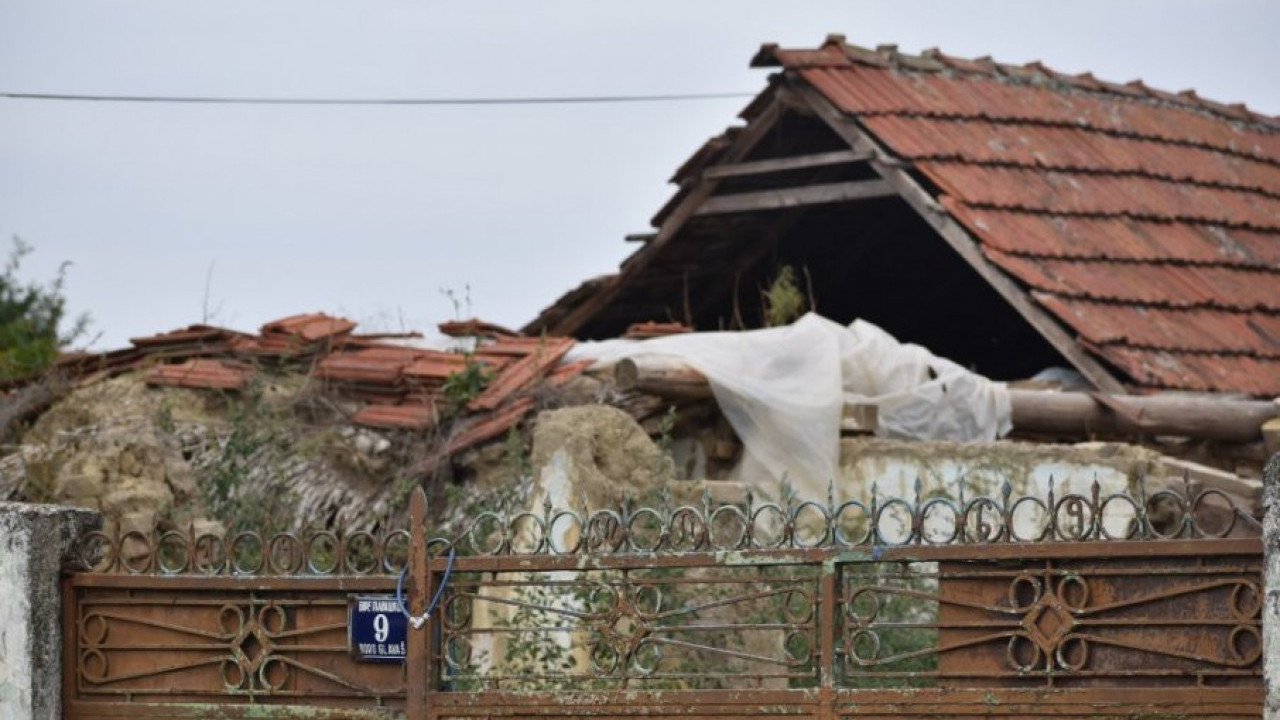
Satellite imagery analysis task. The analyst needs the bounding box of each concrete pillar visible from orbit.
[1265,453,1280,720]
[0,502,100,720]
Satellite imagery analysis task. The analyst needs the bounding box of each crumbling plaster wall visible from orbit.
[1263,453,1280,720]
[838,437,1162,499]
[0,502,100,720]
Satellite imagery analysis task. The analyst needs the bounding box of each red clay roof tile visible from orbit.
[144,359,253,391]
[351,404,438,431]
[985,249,1280,312]
[763,39,1280,394]
[314,351,408,385]
[1033,294,1280,357]
[438,318,518,338]
[260,313,357,342]
[403,353,469,380]
[468,337,575,412]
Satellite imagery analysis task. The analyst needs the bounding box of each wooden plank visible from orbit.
[702,148,871,180]
[694,179,895,216]
[544,99,789,336]
[791,81,1127,394]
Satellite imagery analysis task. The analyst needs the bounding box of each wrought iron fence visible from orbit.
[63,474,1263,720]
[73,474,1259,576]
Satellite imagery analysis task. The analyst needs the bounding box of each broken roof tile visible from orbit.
[448,397,536,456]
[314,352,407,385]
[624,321,693,339]
[130,325,241,348]
[403,352,470,380]
[260,313,357,342]
[144,359,253,391]
[438,318,518,339]
[351,403,438,431]
[545,358,595,387]
[468,337,575,411]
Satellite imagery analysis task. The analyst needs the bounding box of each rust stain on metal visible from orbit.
[64,477,1262,719]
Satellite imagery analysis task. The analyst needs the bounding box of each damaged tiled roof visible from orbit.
[40,312,589,473]
[755,37,1280,395]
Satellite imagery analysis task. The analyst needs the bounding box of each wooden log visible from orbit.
[1007,389,1278,444]
[613,357,1278,443]
[614,358,712,400]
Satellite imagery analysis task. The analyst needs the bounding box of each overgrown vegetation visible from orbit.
[0,238,89,381]
[441,355,492,409]
[763,265,805,327]
[199,379,300,535]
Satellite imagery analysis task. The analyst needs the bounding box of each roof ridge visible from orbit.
[756,35,1280,132]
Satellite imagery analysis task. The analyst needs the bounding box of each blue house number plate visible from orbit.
[348,595,407,662]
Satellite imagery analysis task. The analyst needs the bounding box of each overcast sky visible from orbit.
[2,0,1277,349]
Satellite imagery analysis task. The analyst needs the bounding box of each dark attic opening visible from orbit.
[578,108,1070,380]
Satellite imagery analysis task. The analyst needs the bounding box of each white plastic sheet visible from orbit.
[567,313,1011,497]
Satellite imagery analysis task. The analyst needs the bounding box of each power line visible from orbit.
[0,90,755,106]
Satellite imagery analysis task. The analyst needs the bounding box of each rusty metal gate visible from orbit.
[64,477,1263,719]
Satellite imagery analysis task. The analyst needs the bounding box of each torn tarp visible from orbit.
[568,313,1012,496]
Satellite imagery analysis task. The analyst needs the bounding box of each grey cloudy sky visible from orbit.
[2,0,1277,349]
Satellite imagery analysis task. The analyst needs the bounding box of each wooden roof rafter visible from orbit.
[540,92,798,337]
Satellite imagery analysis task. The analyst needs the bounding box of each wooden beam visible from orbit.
[545,99,790,337]
[615,357,1277,443]
[790,80,1127,394]
[694,179,895,216]
[1008,389,1278,443]
[701,149,872,180]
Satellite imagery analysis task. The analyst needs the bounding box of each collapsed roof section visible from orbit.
[525,36,1280,397]
[27,313,588,474]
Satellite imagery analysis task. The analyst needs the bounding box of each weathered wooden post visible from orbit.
[406,486,432,718]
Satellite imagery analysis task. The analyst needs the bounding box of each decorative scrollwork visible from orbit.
[837,561,1264,685]
[438,566,821,690]
[75,591,404,699]
[72,474,1257,575]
